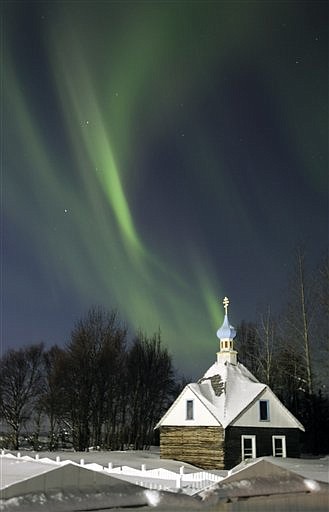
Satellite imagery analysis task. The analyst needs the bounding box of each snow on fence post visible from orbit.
[1,450,4,456]
[80,458,84,466]
[180,466,184,475]
[108,462,113,470]
[35,453,39,460]
[56,456,60,463]
[17,452,21,458]
[141,464,146,473]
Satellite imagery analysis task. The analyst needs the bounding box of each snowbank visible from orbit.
[1,451,328,511]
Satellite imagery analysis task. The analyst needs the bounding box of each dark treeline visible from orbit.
[1,248,328,455]
[0,308,180,451]
[235,249,329,455]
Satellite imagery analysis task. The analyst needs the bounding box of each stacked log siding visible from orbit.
[160,426,225,469]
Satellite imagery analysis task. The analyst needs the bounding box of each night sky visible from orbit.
[2,1,328,377]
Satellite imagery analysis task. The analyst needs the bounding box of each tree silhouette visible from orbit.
[0,343,44,449]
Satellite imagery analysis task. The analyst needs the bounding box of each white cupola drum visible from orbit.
[216,296,238,365]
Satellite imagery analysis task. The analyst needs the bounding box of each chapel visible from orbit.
[155,297,304,469]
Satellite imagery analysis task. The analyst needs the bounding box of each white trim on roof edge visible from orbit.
[230,386,305,431]
[154,384,222,429]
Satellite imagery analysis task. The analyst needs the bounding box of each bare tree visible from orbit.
[316,254,329,316]
[256,306,276,387]
[276,249,329,453]
[235,311,277,388]
[313,254,329,390]
[285,248,315,396]
[0,344,44,449]
[64,307,127,451]
[91,317,127,450]
[126,331,175,449]
[235,321,262,377]
[42,346,67,450]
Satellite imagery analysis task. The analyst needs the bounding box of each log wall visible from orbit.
[160,426,301,470]
[160,426,225,470]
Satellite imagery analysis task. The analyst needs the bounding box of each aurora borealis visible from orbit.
[2,1,328,376]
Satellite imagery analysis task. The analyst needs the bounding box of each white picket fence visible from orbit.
[1,451,223,494]
[102,463,222,492]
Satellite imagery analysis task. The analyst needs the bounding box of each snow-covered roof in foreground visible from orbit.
[1,452,327,510]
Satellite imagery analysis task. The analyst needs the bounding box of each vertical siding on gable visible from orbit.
[225,427,302,469]
[232,388,303,429]
[160,426,225,469]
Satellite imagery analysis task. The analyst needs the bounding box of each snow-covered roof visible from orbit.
[156,360,266,429]
[193,361,266,428]
[156,359,304,430]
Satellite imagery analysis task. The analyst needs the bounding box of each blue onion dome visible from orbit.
[216,297,236,339]
[216,314,237,340]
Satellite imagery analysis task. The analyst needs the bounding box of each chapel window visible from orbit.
[259,400,270,421]
[186,400,194,420]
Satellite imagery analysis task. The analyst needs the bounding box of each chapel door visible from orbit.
[241,435,256,460]
[272,435,286,457]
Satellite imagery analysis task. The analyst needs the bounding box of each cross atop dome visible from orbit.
[223,296,229,315]
[217,297,236,341]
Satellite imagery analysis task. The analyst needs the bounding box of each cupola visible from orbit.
[216,297,237,365]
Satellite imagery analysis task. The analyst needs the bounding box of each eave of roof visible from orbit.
[155,360,304,431]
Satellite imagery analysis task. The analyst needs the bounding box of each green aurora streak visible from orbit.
[4,2,327,373]
[5,3,230,371]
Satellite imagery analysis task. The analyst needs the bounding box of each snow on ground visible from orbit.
[1,446,202,474]
[25,446,202,473]
[1,450,328,511]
